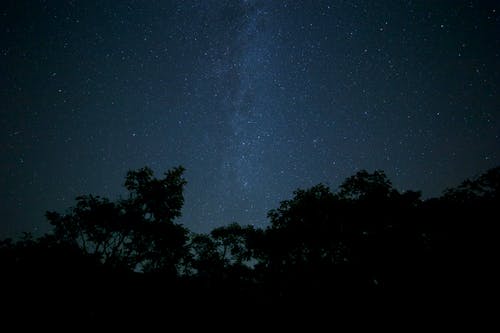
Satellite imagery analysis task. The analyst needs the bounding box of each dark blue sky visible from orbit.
[1,0,499,237]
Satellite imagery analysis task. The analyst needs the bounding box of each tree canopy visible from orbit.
[2,165,498,325]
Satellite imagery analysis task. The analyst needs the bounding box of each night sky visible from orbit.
[1,0,499,237]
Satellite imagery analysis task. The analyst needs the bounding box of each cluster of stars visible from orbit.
[0,0,498,237]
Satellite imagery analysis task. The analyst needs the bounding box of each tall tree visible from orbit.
[46,166,189,274]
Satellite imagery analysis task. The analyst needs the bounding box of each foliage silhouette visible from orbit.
[45,166,189,274]
[2,165,498,324]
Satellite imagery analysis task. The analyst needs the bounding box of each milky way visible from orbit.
[1,0,499,236]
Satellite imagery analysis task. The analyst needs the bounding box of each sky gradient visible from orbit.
[1,0,499,237]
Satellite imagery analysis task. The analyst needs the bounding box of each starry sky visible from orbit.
[1,0,499,237]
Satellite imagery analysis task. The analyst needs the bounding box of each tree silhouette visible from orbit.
[190,233,226,279]
[444,166,500,202]
[2,165,498,324]
[46,195,129,267]
[265,184,344,269]
[189,223,257,284]
[338,169,394,201]
[210,223,255,266]
[46,166,189,274]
